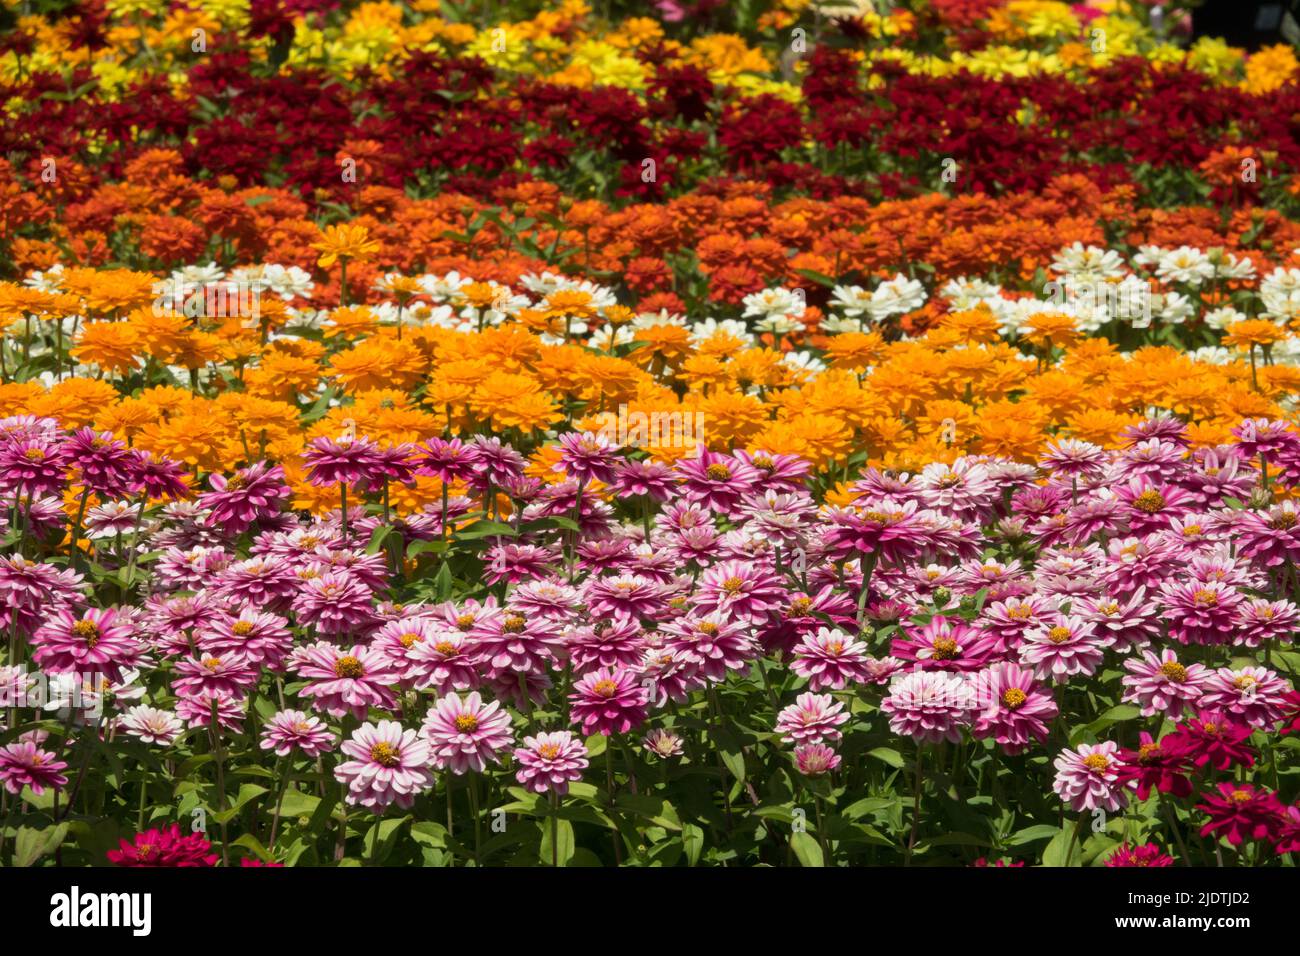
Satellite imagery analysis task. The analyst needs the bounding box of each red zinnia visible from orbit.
[107,824,218,867]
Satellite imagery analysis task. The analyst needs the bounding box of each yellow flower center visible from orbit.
[434,640,456,655]
[1132,489,1165,514]
[399,632,423,648]
[23,447,44,461]
[72,619,100,646]
[697,622,719,636]
[203,657,221,670]
[1193,589,1218,606]
[1269,512,1298,530]
[705,464,732,481]
[721,576,745,595]
[1082,753,1111,772]
[456,614,476,631]
[1001,688,1027,709]
[1047,626,1072,644]
[789,598,812,616]
[592,679,618,698]
[455,714,479,733]
[369,742,400,768]
[1159,661,1187,682]
[931,637,959,660]
[1234,675,1258,690]
[537,743,561,760]
[334,655,364,678]
[231,621,254,637]
[503,614,527,633]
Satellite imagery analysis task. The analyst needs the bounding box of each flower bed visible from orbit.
[2,0,1300,868]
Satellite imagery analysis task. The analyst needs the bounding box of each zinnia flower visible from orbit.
[514,731,589,795]
[335,720,435,811]
[1052,742,1128,813]
[421,691,515,773]
[1197,783,1285,847]
[569,666,649,736]
[880,670,974,744]
[0,740,68,795]
[107,824,218,867]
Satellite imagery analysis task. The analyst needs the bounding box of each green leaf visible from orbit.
[1008,824,1060,846]
[539,818,575,867]
[1070,704,1141,745]
[616,795,682,831]
[682,823,704,866]
[794,268,838,289]
[867,747,905,769]
[365,525,394,555]
[790,831,824,867]
[232,832,274,863]
[453,520,519,540]
[410,822,449,849]
[14,823,68,867]
[1042,825,1082,867]
[277,789,321,819]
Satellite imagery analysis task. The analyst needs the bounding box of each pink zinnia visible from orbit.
[585,574,669,622]
[1114,731,1193,800]
[692,560,784,624]
[1018,615,1105,683]
[471,609,565,678]
[555,431,621,484]
[1039,438,1107,480]
[1121,648,1214,718]
[675,447,761,513]
[292,642,400,719]
[260,709,336,758]
[891,615,1002,672]
[776,692,851,744]
[291,571,377,638]
[793,742,841,777]
[790,627,874,691]
[514,731,589,795]
[1052,742,1128,813]
[303,434,385,487]
[171,651,259,699]
[970,662,1058,755]
[30,606,142,681]
[1075,590,1160,650]
[660,610,757,682]
[406,630,481,694]
[199,609,293,671]
[1236,501,1300,567]
[0,740,68,795]
[1199,666,1292,727]
[335,720,435,811]
[880,670,974,744]
[570,666,650,736]
[823,499,927,566]
[421,691,515,773]
[198,461,290,533]
[1158,579,1243,645]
